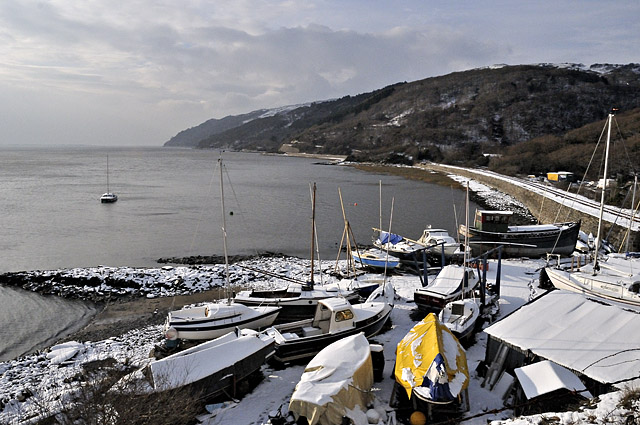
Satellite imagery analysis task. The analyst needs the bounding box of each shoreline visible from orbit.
[4,163,533,357]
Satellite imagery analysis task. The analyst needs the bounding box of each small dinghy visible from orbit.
[353,248,400,271]
[438,298,480,341]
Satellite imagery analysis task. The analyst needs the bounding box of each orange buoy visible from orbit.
[409,411,426,425]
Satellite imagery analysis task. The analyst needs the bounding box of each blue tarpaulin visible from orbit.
[380,232,403,245]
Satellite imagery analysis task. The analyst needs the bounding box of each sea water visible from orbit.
[0,146,478,360]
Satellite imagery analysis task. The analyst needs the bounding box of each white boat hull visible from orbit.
[165,303,280,340]
[544,266,640,309]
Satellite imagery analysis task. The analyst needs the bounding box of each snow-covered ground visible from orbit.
[1,256,637,425]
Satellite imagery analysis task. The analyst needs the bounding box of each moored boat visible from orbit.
[353,248,400,271]
[234,282,359,323]
[100,155,118,203]
[543,112,640,311]
[163,303,281,341]
[438,298,480,341]
[543,253,640,310]
[459,210,580,258]
[266,281,394,364]
[163,156,280,342]
[414,265,479,312]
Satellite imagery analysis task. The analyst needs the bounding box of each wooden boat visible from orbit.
[414,265,479,312]
[459,210,580,258]
[393,313,469,415]
[100,155,118,203]
[353,248,400,271]
[544,112,640,310]
[163,157,280,342]
[266,281,394,364]
[119,328,274,401]
[288,332,375,425]
[438,298,480,341]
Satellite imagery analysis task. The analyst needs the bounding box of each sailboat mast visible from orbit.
[379,180,382,232]
[594,112,613,271]
[219,157,231,303]
[464,182,470,265]
[310,182,316,286]
[106,155,110,193]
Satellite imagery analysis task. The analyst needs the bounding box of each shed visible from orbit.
[483,290,640,392]
[513,360,593,415]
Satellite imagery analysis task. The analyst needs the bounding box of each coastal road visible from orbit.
[423,164,640,232]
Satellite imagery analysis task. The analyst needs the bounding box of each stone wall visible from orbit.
[421,164,639,252]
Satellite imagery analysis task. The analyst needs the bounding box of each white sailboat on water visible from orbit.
[544,110,640,310]
[163,156,281,341]
[100,155,118,203]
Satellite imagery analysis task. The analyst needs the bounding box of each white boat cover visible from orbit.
[514,360,592,400]
[289,332,374,425]
[419,265,468,296]
[149,329,273,391]
[485,290,640,389]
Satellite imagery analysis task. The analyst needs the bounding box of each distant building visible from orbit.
[279,143,300,153]
[546,171,575,182]
[597,178,617,189]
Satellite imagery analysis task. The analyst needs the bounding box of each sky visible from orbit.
[0,1,638,147]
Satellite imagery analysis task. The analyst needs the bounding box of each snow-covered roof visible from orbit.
[485,290,640,389]
[514,360,592,400]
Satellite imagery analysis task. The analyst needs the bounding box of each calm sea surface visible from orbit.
[0,147,478,360]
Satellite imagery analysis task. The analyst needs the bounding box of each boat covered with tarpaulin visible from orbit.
[394,313,469,407]
[288,332,374,425]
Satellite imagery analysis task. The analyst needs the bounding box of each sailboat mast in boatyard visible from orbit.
[308,183,317,289]
[219,156,232,304]
[593,110,615,273]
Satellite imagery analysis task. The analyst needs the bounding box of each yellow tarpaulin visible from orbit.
[394,313,469,402]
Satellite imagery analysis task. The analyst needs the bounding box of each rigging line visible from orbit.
[383,197,395,284]
[558,117,607,222]
[613,115,638,175]
[581,347,640,372]
[223,161,261,258]
[187,156,219,255]
[605,186,632,241]
[619,197,640,253]
[451,185,461,244]
[237,264,307,284]
[549,183,576,254]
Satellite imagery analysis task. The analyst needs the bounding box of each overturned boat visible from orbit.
[117,328,275,401]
